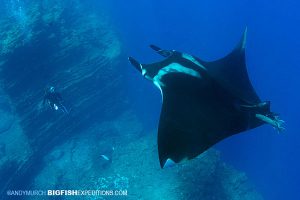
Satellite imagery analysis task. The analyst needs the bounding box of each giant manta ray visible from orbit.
[128,29,284,168]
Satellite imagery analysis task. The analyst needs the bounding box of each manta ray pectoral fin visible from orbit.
[240,27,247,50]
[228,27,247,54]
[205,27,261,104]
[162,158,176,168]
[128,57,142,73]
[150,44,173,57]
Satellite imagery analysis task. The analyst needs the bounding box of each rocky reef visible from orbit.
[0,89,32,193]
[0,0,124,194]
[0,0,263,199]
[31,111,263,200]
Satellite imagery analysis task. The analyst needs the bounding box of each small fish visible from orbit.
[100,154,110,161]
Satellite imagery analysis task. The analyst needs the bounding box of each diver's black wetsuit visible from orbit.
[43,91,68,113]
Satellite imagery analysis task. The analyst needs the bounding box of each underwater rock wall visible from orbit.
[0,89,32,193]
[0,0,124,194]
[0,1,264,199]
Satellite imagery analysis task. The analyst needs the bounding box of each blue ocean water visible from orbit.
[0,0,299,199]
[106,0,300,199]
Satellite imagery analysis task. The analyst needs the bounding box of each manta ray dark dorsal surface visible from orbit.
[128,28,283,168]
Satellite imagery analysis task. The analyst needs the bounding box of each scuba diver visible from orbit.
[43,86,69,114]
